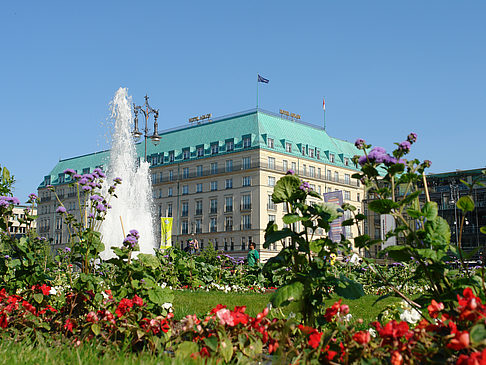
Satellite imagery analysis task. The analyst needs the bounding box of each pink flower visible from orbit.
[216,308,235,326]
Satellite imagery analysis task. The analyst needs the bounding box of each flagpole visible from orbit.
[323,96,326,131]
[324,109,326,130]
[256,74,259,110]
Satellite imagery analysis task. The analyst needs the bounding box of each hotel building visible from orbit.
[37,109,364,260]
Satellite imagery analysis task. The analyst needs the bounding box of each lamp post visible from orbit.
[449,182,459,245]
[132,95,161,162]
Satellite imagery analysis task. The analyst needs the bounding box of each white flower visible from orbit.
[49,287,58,295]
[162,302,173,310]
[368,327,377,338]
[342,313,353,322]
[400,308,421,324]
[160,282,167,289]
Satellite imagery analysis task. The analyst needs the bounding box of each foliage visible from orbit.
[0,165,14,196]
[263,172,364,326]
[351,135,486,312]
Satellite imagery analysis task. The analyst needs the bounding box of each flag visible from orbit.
[323,98,326,111]
[258,74,269,83]
[160,217,173,249]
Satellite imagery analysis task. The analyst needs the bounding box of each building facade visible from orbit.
[37,109,364,259]
[7,205,37,239]
[363,168,486,260]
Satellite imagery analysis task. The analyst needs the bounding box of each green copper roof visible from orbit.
[39,109,360,188]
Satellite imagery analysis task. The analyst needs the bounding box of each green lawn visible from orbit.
[173,290,402,324]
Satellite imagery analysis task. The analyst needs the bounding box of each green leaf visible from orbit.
[272,175,301,203]
[33,293,44,304]
[263,228,293,249]
[218,332,233,362]
[406,209,422,219]
[470,323,486,345]
[334,274,365,299]
[282,214,302,224]
[271,281,304,307]
[368,199,399,214]
[457,195,475,212]
[424,216,451,246]
[341,218,354,227]
[422,202,438,220]
[398,191,421,207]
[204,336,218,352]
[148,286,173,305]
[137,253,160,269]
[480,226,486,235]
[91,323,100,336]
[382,245,412,262]
[309,239,325,254]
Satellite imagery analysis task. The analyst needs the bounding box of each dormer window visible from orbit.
[169,151,175,162]
[330,153,335,163]
[309,149,314,158]
[243,136,251,148]
[211,143,219,154]
[316,149,320,159]
[183,148,190,160]
[285,142,292,152]
[302,145,307,156]
[344,157,349,166]
[226,140,234,151]
[197,146,204,157]
[267,138,274,148]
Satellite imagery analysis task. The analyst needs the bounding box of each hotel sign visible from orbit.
[189,113,212,123]
[279,109,301,120]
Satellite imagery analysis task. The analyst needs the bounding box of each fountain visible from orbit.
[100,87,156,258]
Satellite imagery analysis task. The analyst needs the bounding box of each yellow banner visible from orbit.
[160,217,173,249]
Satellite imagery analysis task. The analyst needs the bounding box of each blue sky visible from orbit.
[1,1,485,201]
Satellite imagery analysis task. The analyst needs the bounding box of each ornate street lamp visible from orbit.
[132,95,161,162]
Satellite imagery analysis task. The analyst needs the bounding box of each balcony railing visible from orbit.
[241,204,251,211]
[225,206,233,213]
[210,208,218,214]
[195,209,203,216]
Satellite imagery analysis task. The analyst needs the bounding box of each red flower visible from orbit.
[0,313,7,328]
[0,288,7,301]
[268,339,279,354]
[132,295,144,307]
[232,306,249,326]
[447,330,470,351]
[22,300,36,315]
[199,347,210,358]
[308,332,323,349]
[86,311,99,323]
[427,299,444,318]
[456,348,486,365]
[298,324,317,335]
[324,300,342,322]
[41,284,51,295]
[210,304,227,314]
[391,350,403,365]
[324,345,338,361]
[115,298,133,317]
[353,330,371,344]
[64,318,75,332]
[374,320,410,339]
